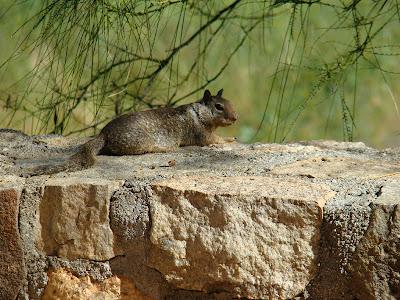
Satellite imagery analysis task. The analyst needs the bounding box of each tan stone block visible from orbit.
[40,177,121,260]
[42,269,150,300]
[148,176,335,299]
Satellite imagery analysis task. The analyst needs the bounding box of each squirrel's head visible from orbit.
[200,89,238,127]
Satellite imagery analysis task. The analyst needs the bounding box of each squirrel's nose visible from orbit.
[231,113,238,122]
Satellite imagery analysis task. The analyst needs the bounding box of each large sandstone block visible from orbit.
[0,177,25,300]
[40,177,122,261]
[148,176,335,299]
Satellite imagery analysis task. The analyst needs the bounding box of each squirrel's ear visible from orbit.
[203,89,212,102]
[217,89,223,97]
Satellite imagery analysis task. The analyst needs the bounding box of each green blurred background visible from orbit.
[0,1,399,148]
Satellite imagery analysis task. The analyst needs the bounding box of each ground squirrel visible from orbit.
[32,89,237,174]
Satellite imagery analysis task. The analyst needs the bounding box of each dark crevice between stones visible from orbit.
[374,185,383,197]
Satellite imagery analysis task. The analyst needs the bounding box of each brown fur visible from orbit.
[33,89,237,175]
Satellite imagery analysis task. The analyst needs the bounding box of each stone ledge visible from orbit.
[0,132,399,299]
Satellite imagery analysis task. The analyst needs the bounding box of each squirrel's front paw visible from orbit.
[209,143,225,149]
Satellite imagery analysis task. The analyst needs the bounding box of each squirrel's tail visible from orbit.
[70,133,106,168]
[27,134,105,176]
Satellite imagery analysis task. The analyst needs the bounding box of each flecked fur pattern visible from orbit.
[34,89,237,174]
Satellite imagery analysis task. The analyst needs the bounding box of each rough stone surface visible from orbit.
[0,177,25,300]
[347,179,400,300]
[305,177,385,300]
[272,156,400,179]
[42,268,148,300]
[40,177,122,261]
[47,257,113,281]
[1,132,399,300]
[18,181,48,300]
[109,181,173,300]
[148,176,335,299]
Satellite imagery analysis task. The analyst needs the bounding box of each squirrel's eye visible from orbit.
[215,103,224,111]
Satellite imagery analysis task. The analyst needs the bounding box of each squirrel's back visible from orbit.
[99,89,237,155]
[99,105,189,155]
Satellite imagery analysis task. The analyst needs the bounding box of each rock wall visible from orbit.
[0,130,399,299]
